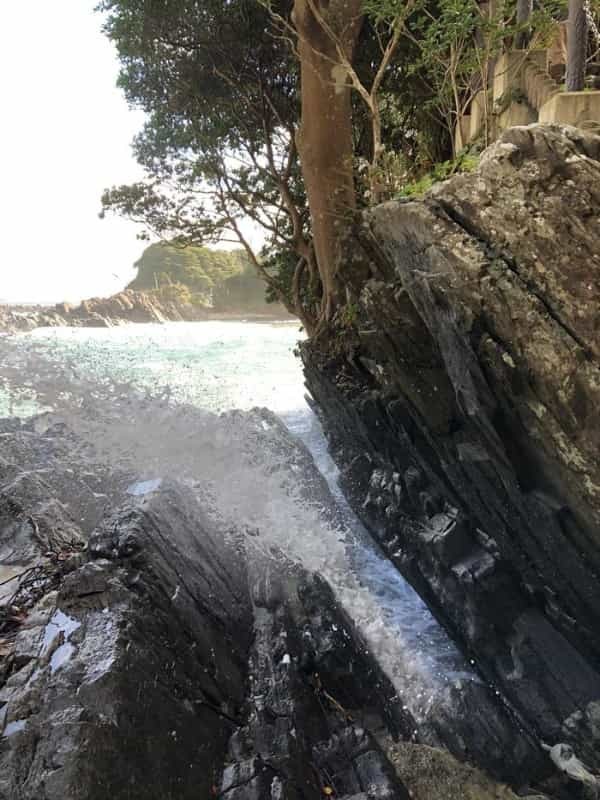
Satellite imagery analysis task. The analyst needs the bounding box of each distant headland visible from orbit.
[0,244,294,333]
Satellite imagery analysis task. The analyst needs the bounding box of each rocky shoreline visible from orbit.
[302,124,600,798]
[2,123,599,798]
[0,289,294,334]
[0,408,567,799]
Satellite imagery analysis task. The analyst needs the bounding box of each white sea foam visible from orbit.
[42,610,81,656]
[0,322,477,720]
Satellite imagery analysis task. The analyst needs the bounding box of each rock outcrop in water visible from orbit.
[0,289,292,334]
[0,290,208,333]
[302,123,600,792]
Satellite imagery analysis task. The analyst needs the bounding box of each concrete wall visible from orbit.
[454,49,600,154]
[539,91,600,129]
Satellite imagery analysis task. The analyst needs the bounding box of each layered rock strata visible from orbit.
[302,124,600,786]
[0,415,565,797]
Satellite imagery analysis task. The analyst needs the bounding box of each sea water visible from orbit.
[0,320,479,719]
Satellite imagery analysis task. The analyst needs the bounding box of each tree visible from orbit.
[398,0,563,152]
[130,243,248,298]
[515,0,534,49]
[98,0,324,330]
[102,0,569,334]
[100,0,422,329]
[292,0,364,320]
[290,0,418,202]
[129,241,273,310]
[566,0,588,90]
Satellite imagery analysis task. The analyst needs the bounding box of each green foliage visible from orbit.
[366,0,567,150]
[99,0,577,324]
[97,0,304,311]
[213,264,275,312]
[351,18,454,187]
[261,248,298,308]
[153,282,194,307]
[339,302,359,329]
[130,243,246,292]
[130,242,274,309]
[396,149,480,198]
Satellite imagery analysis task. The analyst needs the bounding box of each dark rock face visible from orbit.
[302,124,600,772]
[220,555,412,800]
[0,415,547,798]
[0,408,585,797]
[0,417,420,800]
[0,481,253,800]
[0,415,130,543]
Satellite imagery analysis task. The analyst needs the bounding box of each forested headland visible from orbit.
[129,243,279,313]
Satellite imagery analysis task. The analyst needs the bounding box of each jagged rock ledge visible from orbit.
[302,123,600,796]
[0,415,564,798]
[0,289,292,334]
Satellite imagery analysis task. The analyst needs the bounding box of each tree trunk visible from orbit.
[515,0,533,49]
[566,0,588,91]
[294,0,363,320]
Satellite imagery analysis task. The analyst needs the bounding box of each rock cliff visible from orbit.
[302,123,600,790]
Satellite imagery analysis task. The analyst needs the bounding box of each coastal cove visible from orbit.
[2,125,600,799]
[3,0,600,790]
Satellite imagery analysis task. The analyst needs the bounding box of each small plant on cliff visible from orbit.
[396,149,480,198]
[339,302,359,329]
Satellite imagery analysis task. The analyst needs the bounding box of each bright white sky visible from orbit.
[0,1,148,304]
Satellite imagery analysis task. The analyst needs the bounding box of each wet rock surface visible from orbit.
[0,415,566,798]
[0,480,251,800]
[0,421,415,799]
[219,554,412,800]
[302,124,600,790]
[0,416,127,544]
